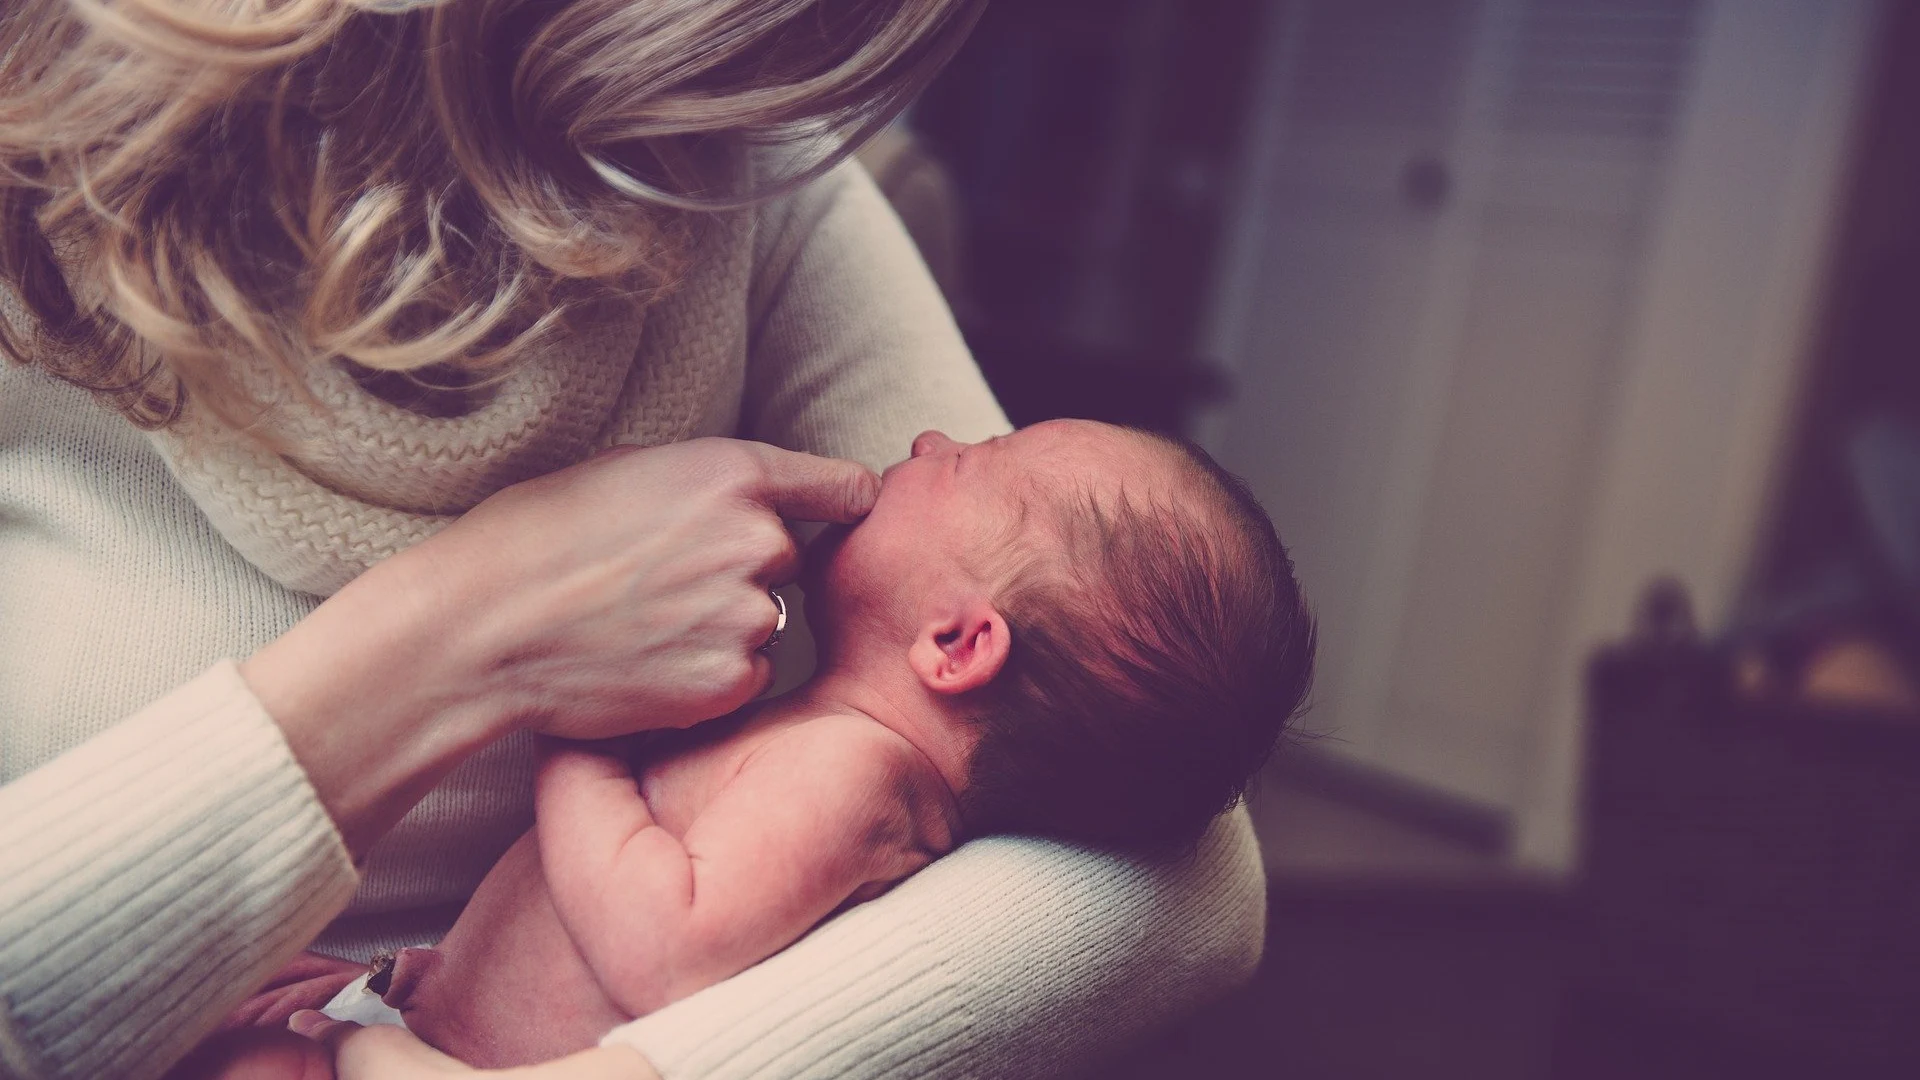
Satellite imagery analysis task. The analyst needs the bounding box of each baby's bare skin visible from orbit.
[386,701,960,1068]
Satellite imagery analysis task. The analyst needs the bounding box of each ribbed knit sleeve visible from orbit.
[606,808,1266,1080]
[611,158,1271,1078]
[0,661,359,1080]
[740,158,1010,470]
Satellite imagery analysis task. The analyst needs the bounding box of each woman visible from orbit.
[0,2,1268,1079]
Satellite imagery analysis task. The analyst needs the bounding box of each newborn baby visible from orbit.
[224,419,1315,1071]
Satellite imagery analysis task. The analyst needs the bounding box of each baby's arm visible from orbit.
[533,722,935,1017]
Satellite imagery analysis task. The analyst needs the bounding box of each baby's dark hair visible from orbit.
[958,431,1316,857]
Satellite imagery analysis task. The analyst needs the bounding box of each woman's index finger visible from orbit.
[743,444,881,524]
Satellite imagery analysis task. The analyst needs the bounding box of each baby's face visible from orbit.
[807,419,1148,638]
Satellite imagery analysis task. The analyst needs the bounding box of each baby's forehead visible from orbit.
[1012,419,1166,472]
[1010,420,1188,496]
[992,424,1240,597]
[1003,423,1218,553]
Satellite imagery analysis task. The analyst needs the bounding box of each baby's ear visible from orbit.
[909,601,1011,696]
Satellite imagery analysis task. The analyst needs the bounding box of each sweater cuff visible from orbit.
[0,660,359,1080]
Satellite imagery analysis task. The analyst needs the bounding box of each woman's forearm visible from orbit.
[547,1045,667,1080]
[242,550,516,859]
[600,808,1267,1080]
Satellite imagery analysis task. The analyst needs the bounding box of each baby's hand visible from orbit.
[536,739,640,798]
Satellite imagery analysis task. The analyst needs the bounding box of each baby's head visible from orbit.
[809,419,1315,856]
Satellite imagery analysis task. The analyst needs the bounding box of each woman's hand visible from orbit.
[289,1015,662,1080]
[406,438,874,737]
[242,438,878,856]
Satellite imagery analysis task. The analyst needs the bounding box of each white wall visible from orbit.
[1512,0,1879,870]
[1201,0,1878,873]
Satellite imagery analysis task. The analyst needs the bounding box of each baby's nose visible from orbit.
[911,430,958,458]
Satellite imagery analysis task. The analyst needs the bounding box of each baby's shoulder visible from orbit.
[753,714,957,854]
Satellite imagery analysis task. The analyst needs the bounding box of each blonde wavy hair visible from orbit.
[0,0,984,429]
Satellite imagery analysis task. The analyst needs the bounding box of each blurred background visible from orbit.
[857,0,1920,1076]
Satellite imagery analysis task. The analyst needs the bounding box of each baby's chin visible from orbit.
[798,522,855,594]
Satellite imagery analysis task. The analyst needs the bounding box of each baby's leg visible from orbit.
[387,833,628,1068]
[159,951,366,1078]
[160,1028,333,1080]
[222,951,367,1031]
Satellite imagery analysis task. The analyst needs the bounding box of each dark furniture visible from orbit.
[1566,600,1920,1078]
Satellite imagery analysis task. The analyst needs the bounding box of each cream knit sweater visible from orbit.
[0,161,1267,1080]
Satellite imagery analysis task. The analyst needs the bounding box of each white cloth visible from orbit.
[320,974,407,1030]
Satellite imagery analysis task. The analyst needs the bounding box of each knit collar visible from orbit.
[145,227,752,596]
